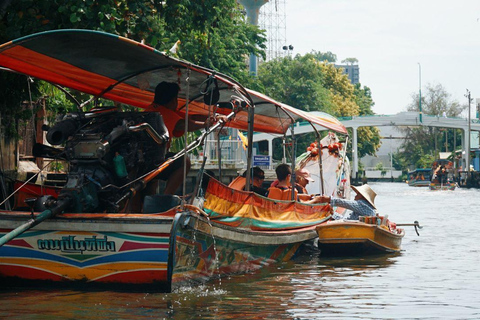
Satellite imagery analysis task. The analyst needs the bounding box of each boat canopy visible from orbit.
[0,29,347,135]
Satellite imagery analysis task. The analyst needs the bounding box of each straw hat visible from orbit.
[296,168,314,182]
[351,184,377,209]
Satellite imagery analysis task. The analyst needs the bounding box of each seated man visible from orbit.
[244,166,268,196]
[317,184,377,220]
[267,164,320,204]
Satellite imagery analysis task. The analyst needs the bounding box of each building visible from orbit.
[335,64,360,84]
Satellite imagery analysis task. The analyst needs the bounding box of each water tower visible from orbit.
[237,0,268,75]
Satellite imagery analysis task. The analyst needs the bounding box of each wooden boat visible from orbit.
[169,179,332,286]
[430,159,456,190]
[407,168,431,187]
[0,30,347,291]
[316,217,405,256]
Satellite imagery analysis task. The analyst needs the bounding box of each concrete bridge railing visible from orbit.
[253,111,480,180]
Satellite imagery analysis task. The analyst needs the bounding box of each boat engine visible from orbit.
[36,110,169,213]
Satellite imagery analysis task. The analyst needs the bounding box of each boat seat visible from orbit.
[267,187,297,201]
[143,194,181,213]
[228,176,246,191]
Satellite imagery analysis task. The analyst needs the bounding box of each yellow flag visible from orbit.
[237,131,248,150]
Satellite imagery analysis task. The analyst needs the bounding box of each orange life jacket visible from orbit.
[228,176,246,191]
[267,186,297,201]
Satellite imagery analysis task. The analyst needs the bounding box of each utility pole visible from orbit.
[418,63,422,123]
[390,135,393,182]
[465,89,472,171]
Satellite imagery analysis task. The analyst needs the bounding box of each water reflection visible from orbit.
[2,183,480,319]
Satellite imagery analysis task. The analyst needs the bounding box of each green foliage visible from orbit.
[416,153,436,169]
[0,73,40,138]
[256,53,381,160]
[354,83,375,116]
[407,82,465,117]
[374,162,387,177]
[310,50,337,63]
[162,0,266,82]
[392,152,407,171]
[48,160,65,173]
[1,0,167,45]
[319,62,358,117]
[38,82,79,122]
[398,82,464,168]
[257,54,335,113]
[341,57,358,65]
[356,127,381,158]
[169,132,201,156]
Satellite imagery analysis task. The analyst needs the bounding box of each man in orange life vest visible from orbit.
[151,81,226,194]
[267,163,322,204]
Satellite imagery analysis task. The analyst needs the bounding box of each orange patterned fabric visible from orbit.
[204,178,331,229]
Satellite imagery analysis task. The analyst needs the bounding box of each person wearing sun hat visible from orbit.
[317,184,377,220]
[295,168,314,194]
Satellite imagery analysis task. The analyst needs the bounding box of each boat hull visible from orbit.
[316,221,405,256]
[429,183,456,191]
[169,212,319,289]
[408,180,430,187]
[0,210,175,291]
[0,208,327,291]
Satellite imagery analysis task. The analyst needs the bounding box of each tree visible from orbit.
[407,82,464,117]
[162,0,266,83]
[311,50,337,63]
[354,83,375,116]
[320,62,381,158]
[341,57,358,65]
[256,53,381,160]
[399,82,465,168]
[257,54,335,114]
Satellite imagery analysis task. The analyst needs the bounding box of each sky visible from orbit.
[283,0,480,116]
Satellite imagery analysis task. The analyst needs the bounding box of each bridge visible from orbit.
[253,111,480,179]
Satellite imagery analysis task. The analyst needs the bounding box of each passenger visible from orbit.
[317,184,377,220]
[267,164,321,204]
[243,166,268,196]
[150,81,226,194]
[433,165,446,184]
[295,168,314,194]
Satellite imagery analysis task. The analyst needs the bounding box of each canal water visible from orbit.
[1,182,479,319]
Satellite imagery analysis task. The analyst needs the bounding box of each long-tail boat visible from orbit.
[316,217,406,255]
[407,168,432,187]
[429,159,456,190]
[0,30,347,291]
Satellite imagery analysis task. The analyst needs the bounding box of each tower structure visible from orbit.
[259,0,287,61]
[237,0,268,75]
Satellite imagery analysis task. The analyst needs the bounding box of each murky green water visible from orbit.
[1,182,479,319]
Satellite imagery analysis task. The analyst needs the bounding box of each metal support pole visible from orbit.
[418,63,423,123]
[245,105,255,191]
[352,127,358,182]
[465,89,472,171]
[290,124,296,200]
